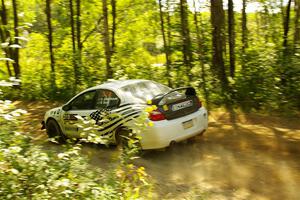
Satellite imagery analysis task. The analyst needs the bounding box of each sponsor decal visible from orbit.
[172,100,193,111]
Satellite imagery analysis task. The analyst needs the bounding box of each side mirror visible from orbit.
[62,104,71,111]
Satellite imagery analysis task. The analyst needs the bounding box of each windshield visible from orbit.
[120,81,171,103]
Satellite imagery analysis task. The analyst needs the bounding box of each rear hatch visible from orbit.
[151,87,201,120]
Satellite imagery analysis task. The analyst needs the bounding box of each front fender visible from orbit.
[43,107,64,130]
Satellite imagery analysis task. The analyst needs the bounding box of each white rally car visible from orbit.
[42,80,208,149]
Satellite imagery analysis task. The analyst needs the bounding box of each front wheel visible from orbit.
[46,119,66,143]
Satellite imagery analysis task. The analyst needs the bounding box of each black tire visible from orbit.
[46,119,66,143]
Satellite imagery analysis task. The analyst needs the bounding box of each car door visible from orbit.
[63,90,97,138]
[63,89,120,138]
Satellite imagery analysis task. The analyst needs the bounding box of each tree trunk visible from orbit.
[69,0,78,91]
[45,0,55,73]
[0,29,11,76]
[102,0,113,79]
[75,0,82,88]
[166,0,173,87]
[193,0,209,106]
[76,0,82,61]
[228,0,235,78]
[0,0,8,38]
[283,0,292,49]
[294,0,300,48]
[0,0,12,76]
[111,0,116,53]
[179,0,193,82]
[241,0,248,53]
[12,0,20,78]
[158,0,171,87]
[45,0,56,93]
[69,0,76,54]
[280,0,292,87]
[211,0,228,91]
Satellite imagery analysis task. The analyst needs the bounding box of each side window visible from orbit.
[70,90,96,110]
[95,90,120,109]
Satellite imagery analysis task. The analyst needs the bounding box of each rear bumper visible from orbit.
[140,107,208,149]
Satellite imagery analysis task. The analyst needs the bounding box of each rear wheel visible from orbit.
[46,119,66,143]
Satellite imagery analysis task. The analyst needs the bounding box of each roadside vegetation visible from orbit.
[0,99,152,199]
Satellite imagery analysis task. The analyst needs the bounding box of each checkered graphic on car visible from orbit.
[89,104,144,135]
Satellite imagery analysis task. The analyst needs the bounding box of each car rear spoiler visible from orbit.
[151,87,197,105]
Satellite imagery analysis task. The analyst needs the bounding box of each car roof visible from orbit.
[66,79,168,105]
[88,79,149,91]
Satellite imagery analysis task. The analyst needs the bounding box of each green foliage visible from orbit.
[234,44,281,110]
[0,100,152,199]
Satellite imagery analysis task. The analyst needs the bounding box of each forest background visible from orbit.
[0,0,299,111]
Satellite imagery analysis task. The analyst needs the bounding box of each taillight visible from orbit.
[196,97,202,108]
[149,109,166,121]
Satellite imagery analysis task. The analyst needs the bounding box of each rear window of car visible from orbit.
[120,81,171,103]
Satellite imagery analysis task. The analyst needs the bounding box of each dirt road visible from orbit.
[136,111,300,200]
[18,101,300,200]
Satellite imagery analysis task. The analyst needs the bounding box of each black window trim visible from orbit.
[69,90,97,111]
[68,89,121,111]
